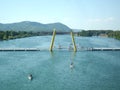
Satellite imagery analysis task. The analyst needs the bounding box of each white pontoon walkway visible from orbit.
[0,48,120,51]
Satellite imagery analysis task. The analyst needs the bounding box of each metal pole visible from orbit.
[49,29,56,52]
[71,32,77,52]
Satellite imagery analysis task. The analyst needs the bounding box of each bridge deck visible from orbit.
[0,48,41,51]
[87,48,120,51]
[0,48,120,51]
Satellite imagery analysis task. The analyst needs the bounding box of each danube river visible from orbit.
[0,35,120,90]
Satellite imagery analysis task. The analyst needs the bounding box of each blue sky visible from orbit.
[0,0,120,30]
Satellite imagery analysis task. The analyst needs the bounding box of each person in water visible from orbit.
[70,62,74,69]
[28,74,33,80]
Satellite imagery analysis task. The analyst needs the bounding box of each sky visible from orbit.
[0,0,120,30]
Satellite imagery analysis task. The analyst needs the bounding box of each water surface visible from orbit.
[0,35,120,90]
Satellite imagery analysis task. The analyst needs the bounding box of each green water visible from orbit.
[0,35,120,90]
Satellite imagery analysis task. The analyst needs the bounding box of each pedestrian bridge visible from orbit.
[0,30,120,52]
[0,47,120,51]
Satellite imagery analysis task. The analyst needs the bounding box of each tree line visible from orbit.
[77,30,120,40]
[0,31,53,40]
[0,31,70,41]
[1,30,120,41]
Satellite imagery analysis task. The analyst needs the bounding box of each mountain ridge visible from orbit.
[0,21,71,32]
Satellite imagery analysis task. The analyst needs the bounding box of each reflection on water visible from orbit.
[0,35,120,90]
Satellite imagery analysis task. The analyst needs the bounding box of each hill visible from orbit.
[0,21,71,32]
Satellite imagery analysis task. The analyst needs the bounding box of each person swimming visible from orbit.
[28,74,33,80]
[70,62,74,69]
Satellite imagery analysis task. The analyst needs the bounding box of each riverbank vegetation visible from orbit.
[77,30,120,40]
[0,31,51,40]
[0,30,120,41]
[0,31,69,40]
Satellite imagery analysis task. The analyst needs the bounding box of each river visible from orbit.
[0,35,120,90]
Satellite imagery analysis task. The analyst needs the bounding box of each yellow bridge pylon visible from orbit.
[49,29,77,52]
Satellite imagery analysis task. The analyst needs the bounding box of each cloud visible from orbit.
[105,17,115,22]
[82,17,118,30]
[87,17,115,23]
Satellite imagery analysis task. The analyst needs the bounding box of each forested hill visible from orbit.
[0,21,71,32]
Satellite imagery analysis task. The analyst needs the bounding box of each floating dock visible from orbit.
[87,48,120,51]
[0,48,41,51]
[0,48,120,51]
